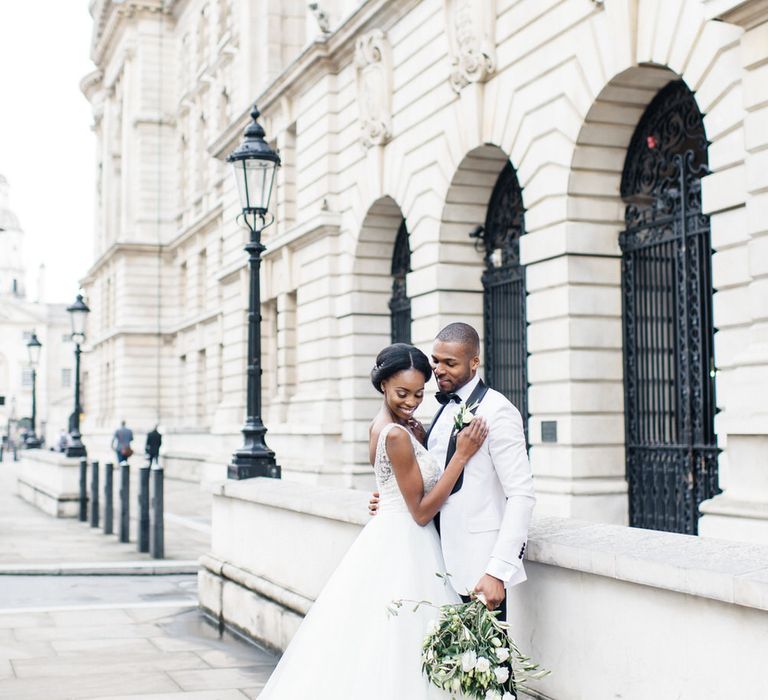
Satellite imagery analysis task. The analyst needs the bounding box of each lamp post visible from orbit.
[226,104,281,479]
[66,294,90,458]
[25,332,42,448]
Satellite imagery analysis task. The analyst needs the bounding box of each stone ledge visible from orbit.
[528,516,768,611]
[199,554,312,616]
[206,476,369,527]
[206,478,768,612]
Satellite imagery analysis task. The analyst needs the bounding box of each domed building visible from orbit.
[0,174,71,451]
[0,174,26,298]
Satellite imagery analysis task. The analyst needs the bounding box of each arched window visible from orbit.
[482,163,528,438]
[389,220,411,344]
[620,80,718,535]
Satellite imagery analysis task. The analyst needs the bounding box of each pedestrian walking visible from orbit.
[111,420,134,463]
[145,425,162,467]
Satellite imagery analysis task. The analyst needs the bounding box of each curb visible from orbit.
[0,559,200,576]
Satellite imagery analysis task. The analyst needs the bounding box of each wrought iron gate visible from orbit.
[620,80,719,535]
[389,219,411,344]
[481,163,528,436]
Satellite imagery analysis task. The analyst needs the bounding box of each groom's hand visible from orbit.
[368,492,380,516]
[473,574,505,611]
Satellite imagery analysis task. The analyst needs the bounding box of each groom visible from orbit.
[372,322,535,618]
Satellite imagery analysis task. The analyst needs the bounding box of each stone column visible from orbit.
[699,0,768,542]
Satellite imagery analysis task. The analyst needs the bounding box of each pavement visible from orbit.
[0,458,210,568]
[0,456,280,699]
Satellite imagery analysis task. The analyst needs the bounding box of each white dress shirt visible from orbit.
[426,373,535,593]
[427,374,481,468]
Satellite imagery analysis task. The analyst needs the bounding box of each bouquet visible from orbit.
[389,587,548,699]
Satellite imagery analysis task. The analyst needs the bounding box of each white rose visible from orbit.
[494,666,510,684]
[461,650,477,672]
[495,647,510,662]
[491,636,502,647]
[502,693,516,700]
[475,656,491,673]
[485,691,502,700]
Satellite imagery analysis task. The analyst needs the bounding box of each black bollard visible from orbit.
[119,462,130,543]
[103,462,114,535]
[79,459,88,522]
[90,461,100,528]
[150,466,164,559]
[137,465,150,553]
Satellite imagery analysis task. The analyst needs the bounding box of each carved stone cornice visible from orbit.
[445,0,497,93]
[354,29,393,148]
[209,0,423,160]
[702,0,768,28]
[90,0,173,67]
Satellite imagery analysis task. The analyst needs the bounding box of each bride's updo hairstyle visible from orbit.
[371,343,432,393]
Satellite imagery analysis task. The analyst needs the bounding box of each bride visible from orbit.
[257,343,489,698]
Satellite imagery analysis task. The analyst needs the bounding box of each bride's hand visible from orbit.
[368,491,380,516]
[406,418,426,445]
[455,417,489,461]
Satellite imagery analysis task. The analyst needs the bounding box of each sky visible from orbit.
[0,2,96,304]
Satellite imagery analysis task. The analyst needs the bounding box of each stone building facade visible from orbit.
[0,175,73,448]
[81,0,768,541]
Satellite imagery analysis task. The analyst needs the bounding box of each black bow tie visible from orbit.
[435,391,461,405]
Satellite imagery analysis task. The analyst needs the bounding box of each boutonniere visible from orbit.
[453,401,479,432]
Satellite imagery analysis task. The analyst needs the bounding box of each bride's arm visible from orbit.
[386,419,488,526]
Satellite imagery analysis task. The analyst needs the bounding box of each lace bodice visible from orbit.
[373,423,441,514]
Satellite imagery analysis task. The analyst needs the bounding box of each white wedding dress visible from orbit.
[258,422,460,699]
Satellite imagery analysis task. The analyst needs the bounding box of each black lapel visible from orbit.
[446,379,489,495]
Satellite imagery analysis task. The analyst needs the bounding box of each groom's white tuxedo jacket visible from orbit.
[427,374,535,596]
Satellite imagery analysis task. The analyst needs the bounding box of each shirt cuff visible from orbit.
[485,556,521,584]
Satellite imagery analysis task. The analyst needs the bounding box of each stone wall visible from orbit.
[199,478,768,699]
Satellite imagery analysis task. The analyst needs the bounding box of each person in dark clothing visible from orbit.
[145,425,162,467]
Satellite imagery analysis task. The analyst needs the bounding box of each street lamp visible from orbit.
[66,294,90,458]
[25,332,42,448]
[225,104,281,479]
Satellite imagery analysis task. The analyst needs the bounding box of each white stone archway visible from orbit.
[338,195,407,485]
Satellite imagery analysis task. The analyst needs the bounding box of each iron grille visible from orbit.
[482,163,528,438]
[620,80,719,535]
[389,219,411,344]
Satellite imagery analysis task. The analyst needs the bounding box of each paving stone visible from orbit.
[194,648,276,669]
[149,636,212,653]
[0,670,180,699]
[125,606,198,623]
[168,667,275,692]
[95,691,250,700]
[0,640,54,660]
[50,608,135,627]
[52,637,158,655]
[14,622,162,642]
[0,612,52,629]
[12,650,210,678]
